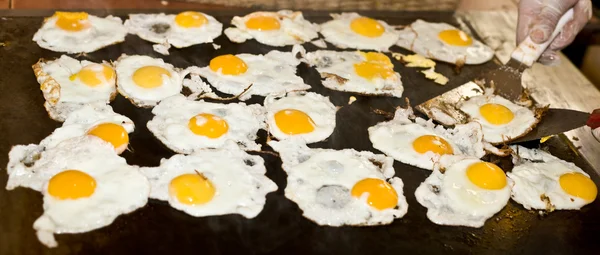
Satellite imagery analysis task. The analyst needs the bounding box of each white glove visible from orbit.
[517,0,592,65]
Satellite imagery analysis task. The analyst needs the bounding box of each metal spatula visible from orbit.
[486,8,574,100]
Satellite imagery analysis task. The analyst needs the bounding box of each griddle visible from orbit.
[1,10,599,255]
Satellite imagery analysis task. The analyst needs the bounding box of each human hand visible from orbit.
[517,0,592,65]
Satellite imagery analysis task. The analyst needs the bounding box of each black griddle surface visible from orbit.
[1,10,599,255]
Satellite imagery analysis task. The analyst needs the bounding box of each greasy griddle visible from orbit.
[1,10,599,255]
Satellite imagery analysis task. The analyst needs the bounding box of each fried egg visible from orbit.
[33,12,127,53]
[32,55,116,121]
[415,155,511,228]
[269,138,408,226]
[6,136,149,247]
[320,13,399,51]
[265,91,337,143]
[115,54,184,107]
[147,94,265,153]
[303,50,403,97]
[6,106,134,187]
[459,91,541,144]
[507,146,597,211]
[224,10,319,47]
[396,20,494,65]
[191,49,310,101]
[140,142,277,218]
[368,105,485,170]
[125,12,222,49]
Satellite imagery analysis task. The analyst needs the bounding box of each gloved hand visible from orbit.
[517,0,592,65]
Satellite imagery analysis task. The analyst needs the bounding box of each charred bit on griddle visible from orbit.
[454,57,466,74]
[371,108,394,119]
[197,84,253,101]
[322,72,348,85]
[540,194,556,213]
[368,158,383,169]
[194,170,208,180]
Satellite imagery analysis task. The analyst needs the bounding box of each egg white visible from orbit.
[459,94,539,144]
[269,138,408,226]
[507,145,596,210]
[33,55,116,121]
[396,19,494,65]
[125,12,222,49]
[369,106,486,170]
[191,50,310,101]
[265,91,337,144]
[115,54,183,107]
[33,14,127,53]
[147,94,265,153]
[224,10,319,47]
[7,105,134,190]
[140,142,277,218]
[303,50,403,97]
[6,136,149,247]
[415,155,511,228]
[319,13,399,51]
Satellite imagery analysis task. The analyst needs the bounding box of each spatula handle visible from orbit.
[510,8,574,66]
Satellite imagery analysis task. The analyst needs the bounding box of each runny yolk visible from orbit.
[350,17,385,38]
[174,11,208,28]
[54,12,90,32]
[559,172,598,201]
[353,52,395,80]
[87,123,129,154]
[274,109,316,135]
[48,170,96,200]
[438,29,473,46]
[132,66,171,88]
[412,135,454,155]
[245,15,281,31]
[466,162,507,190]
[479,103,515,125]
[351,178,398,210]
[169,173,216,205]
[69,64,115,87]
[188,113,229,138]
[209,54,248,76]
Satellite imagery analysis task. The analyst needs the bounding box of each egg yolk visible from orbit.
[132,66,171,88]
[174,11,208,28]
[274,109,316,135]
[479,103,515,125]
[350,17,385,38]
[169,173,216,205]
[354,52,395,80]
[188,113,229,138]
[438,29,473,46]
[466,162,507,190]
[48,170,96,200]
[559,172,598,201]
[245,15,280,31]
[351,178,398,210]
[87,123,129,153]
[69,64,115,87]
[54,12,90,32]
[209,54,248,76]
[412,135,454,155]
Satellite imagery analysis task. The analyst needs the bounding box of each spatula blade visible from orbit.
[479,58,526,101]
[510,108,590,143]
